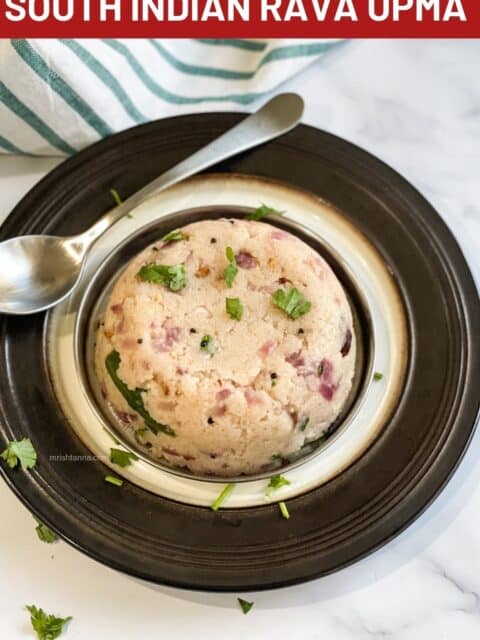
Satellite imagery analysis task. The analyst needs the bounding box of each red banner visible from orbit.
[0,0,479,37]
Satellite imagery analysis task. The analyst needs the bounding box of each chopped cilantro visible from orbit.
[317,363,324,376]
[200,335,216,354]
[226,297,243,321]
[246,203,284,221]
[162,229,188,243]
[134,427,148,444]
[34,520,58,544]
[374,372,384,381]
[238,598,254,614]
[279,501,290,520]
[211,483,235,511]
[105,350,175,436]
[105,474,123,487]
[0,438,37,470]
[111,188,133,218]
[138,263,187,291]
[224,246,238,288]
[266,474,291,497]
[110,188,122,206]
[26,605,72,640]
[272,287,311,320]
[299,417,309,432]
[110,448,139,468]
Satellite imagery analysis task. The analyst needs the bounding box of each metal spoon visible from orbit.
[0,93,304,315]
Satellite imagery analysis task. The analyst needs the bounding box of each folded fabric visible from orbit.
[0,38,343,156]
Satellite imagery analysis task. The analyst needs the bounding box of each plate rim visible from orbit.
[0,112,479,591]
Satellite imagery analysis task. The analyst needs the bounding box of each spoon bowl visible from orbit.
[0,93,304,316]
[0,235,85,315]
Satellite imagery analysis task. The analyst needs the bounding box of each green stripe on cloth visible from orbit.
[60,39,147,124]
[149,40,252,80]
[262,41,343,64]
[102,39,263,105]
[0,134,24,154]
[11,39,113,138]
[0,81,76,155]
[150,40,342,81]
[196,39,267,52]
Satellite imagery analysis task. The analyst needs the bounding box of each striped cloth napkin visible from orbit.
[0,38,342,156]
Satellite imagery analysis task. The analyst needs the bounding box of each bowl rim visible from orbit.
[73,204,375,484]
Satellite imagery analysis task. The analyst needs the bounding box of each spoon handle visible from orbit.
[82,93,304,245]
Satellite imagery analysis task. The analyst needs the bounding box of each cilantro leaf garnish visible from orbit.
[110,188,133,218]
[246,203,284,221]
[105,474,123,487]
[110,188,122,206]
[272,287,311,320]
[26,605,72,640]
[0,438,37,470]
[34,519,58,544]
[238,598,254,614]
[138,263,187,291]
[200,335,216,354]
[134,427,148,444]
[279,501,290,519]
[266,474,291,497]
[162,229,188,243]
[298,417,309,432]
[211,483,235,511]
[105,350,175,436]
[226,297,243,321]
[223,246,238,288]
[374,372,384,381]
[110,448,139,468]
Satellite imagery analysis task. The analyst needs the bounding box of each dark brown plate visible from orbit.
[0,114,479,591]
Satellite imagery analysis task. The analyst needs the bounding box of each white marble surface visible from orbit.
[0,39,479,639]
